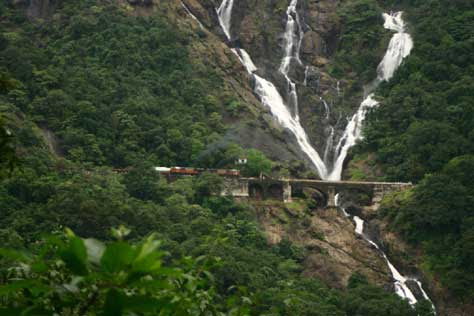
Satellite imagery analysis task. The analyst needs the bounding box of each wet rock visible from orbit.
[182,0,215,28]
[406,279,424,300]
[313,56,329,68]
[302,0,341,56]
[304,66,321,90]
[302,31,326,56]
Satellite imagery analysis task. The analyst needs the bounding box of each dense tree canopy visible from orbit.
[356,0,474,300]
[0,0,461,314]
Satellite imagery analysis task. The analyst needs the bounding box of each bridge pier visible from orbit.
[283,181,292,203]
[327,186,336,207]
[222,177,412,207]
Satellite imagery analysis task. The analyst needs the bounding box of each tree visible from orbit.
[0,73,18,179]
[242,149,272,177]
[0,117,16,179]
[0,229,224,316]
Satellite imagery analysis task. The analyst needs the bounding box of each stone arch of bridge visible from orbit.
[291,183,330,206]
[267,183,284,199]
[249,182,264,200]
[304,187,327,207]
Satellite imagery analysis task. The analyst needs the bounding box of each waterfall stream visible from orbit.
[217,4,412,182]
[328,12,414,181]
[215,1,434,309]
[217,0,328,179]
[336,195,435,309]
[181,1,204,29]
[216,0,234,40]
[279,0,302,119]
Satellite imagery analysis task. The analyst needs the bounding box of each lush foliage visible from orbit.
[331,0,389,83]
[360,0,474,182]
[0,230,227,316]
[1,1,228,168]
[380,155,474,299]
[354,0,474,300]
[0,0,441,314]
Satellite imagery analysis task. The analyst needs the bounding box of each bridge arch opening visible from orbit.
[290,186,327,207]
[249,183,264,200]
[303,187,327,207]
[268,183,284,199]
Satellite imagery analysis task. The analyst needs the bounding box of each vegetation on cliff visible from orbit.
[0,0,439,314]
[356,0,474,302]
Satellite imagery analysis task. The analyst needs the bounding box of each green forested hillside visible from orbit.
[1,0,228,168]
[356,0,474,301]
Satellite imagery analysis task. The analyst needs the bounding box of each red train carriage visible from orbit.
[156,167,240,177]
[170,167,200,175]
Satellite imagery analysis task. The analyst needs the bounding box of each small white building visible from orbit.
[235,157,247,165]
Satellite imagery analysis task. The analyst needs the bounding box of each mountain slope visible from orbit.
[0,0,472,315]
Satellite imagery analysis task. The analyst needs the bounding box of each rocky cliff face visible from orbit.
[255,200,393,290]
[181,0,383,174]
[7,0,466,314]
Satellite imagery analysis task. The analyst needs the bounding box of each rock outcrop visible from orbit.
[256,201,392,289]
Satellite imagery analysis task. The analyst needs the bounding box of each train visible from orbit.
[155,167,240,177]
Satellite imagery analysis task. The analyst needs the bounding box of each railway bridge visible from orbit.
[155,167,412,207]
[222,177,412,207]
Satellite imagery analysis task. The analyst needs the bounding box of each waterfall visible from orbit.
[336,196,436,310]
[279,0,303,120]
[231,48,328,178]
[216,3,434,310]
[328,95,379,180]
[217,0,234,40]
[355,214,435,308]
[323,126,334,163]
[217,0,328,179]
[320,97,330,119]
[216,4,412,184]
[378,12,413,81]
[181,2,205,29]
[327,12,413,181]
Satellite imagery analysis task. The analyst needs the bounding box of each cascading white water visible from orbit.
[279,0,303,120]
[323,126,334,164]
[320,97,330,119]
[327,12,414,181]
[329,94,379,180]
[353,215,435,307]
[181,1,205,29]
[378,12,414,81]
[217,4,413,184]
[217,0,234,40]
[329,15,433,306]
[217,1,328,178]
[336,199,435,308]
[217,3,434,310]
[231,48,328,178]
